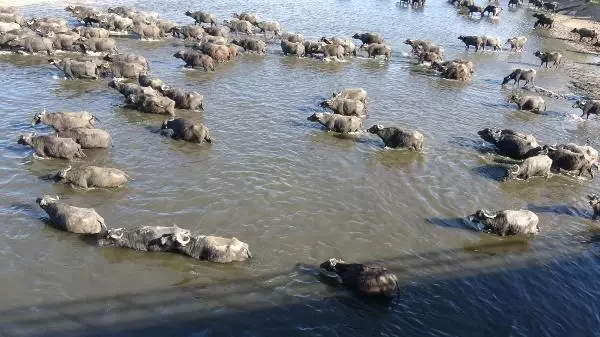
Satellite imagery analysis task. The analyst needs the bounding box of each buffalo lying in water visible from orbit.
[319,258,399,297]
[469,209,539,236]
[36,195,106,234]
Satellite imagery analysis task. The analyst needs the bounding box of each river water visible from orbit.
[1,0,600,336]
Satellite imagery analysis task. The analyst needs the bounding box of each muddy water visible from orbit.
[1,0,600,336]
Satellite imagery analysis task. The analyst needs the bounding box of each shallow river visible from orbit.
[1,0,600,336]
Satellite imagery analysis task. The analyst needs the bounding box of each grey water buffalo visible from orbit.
[533,13,553,28]
[223,19,254,35]
[52,165,130,189]
[185,11,217,26]
[160,85,204,110]
[404,39,444,56]
[506,36,527,52]
[480,36,502,51]
[104,53,149,71]
[132,23,162,40]
[572,100,600,119]
[587,194,600,220]
[103,60,147,79]
[160,118,211,143]
[26,18,69,34]
[360,43,392,59]
[307,113,362,134]
[503,154,552,181]
[230,38,267,54]
[56,128,112,149]
[32,110,98,131]
[155,19,177,37]
[47,32,79,51]
[138,74,163,91]
[417,51,443,64]
[0,12,23,24]
[320,36,357,56]
[534,51,563,68]
[98,13,133,32]
[458,35,483,51]
[332,88,367,103]
[79,37,117,54]
[126,94,176,116]
[321,98,366,117]
[173,50,215,70]
[352,32,384,46]
[9,34,53,54]
[319,258,398,297]
[256,21,281,37]
[478,128,542,159]
[281,40,305,57]
[170,25,205,39]
[283,33,304,43]
[49,57,100,79]
[203,26,228,38]
[109,77,156,98]
[316,43,345,60]
[433,59,475,74]
[368,125,424,151]
[18,133,86,160]
[483,4,502,16]
[233,13,260,26]
[303,40,321,55]
[544,143,599,177]
[433,61,472,81]
[98,225,251,263]
[501,68,536,87]
[571,28,597,42]
[36,195,105,234]
[507,93,546,112]
[469,209,539,236]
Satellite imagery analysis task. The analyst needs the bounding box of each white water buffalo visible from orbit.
[52,165,130,189]
[56,128,112,149]
[321,97,366,117]
[307,113,362,134]
[49,58,100,80]
[368,125,424,151]
[469,209,539,236]
[319,258,398,297]
[36,195,105,234]
[160,118,212,143]
[503,154,552,181]
[506,36,527,52]
[31,110,98,131]
[477,128,542,159]
[281,40,305,57]
[18,133,86,160]
[507,93,546,112]
[332,88,367,103]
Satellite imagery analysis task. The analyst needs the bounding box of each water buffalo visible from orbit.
[9,34,53,54]
[319,258,399,297]
[52,165,130,189]
[18,133,86,160]
[138,74,163,91]
[280,40,305,57]
[104,53,149,71]
[320,36,357,56]
[352,32,384,46]
[49,58,100,80]
[126,94,176,116]
[469,209,539,236]
[184,11,217,26]
[332,88,367,103]
[534,51,562,68]
[223,19,254,35]
[503,154,552,181]
[36,195,105,234]
[32,110,98,131]
[544,143,599,177]
[572,100,600,119]
[307,113,362,133]
[231,38,267,54]
[507,93,546,112]
[533,13,553,28]
[173,50,214,70]
[102,60,147,79]
[109,77,156,98]
[321,98,366,117]
[404,39,444,56]
[315,42,345,60]
[483,4,502,16]
[543,1,558,12]
[256,20,281,37]
[587,194,600,220]
[480,36,502,51]
[466,4,485,16]
[159,85,204,110]
[132,23,162,40]
[368,125,424,151]
[432,59,475,74]
[506,36,527,52]
[433,61,472,81]
[98,13,134,32]
[169,25,205,39]
[360,43,392,59]
[458,35,483,51]
[78,37,117,54]
[283,33,305,43]
[233,12,260,26]
[56,128,112,149]
[571,28,597,42]
[160,118,211,143]
[478,128,542,159]
[501,68,536,87]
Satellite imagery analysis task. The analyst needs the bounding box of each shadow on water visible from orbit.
[1,241,599,337]
[527,203,592,218]
[472,164,507,181]
[365,148,424,169]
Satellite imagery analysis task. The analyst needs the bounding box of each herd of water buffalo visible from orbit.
[2,0,600,298]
